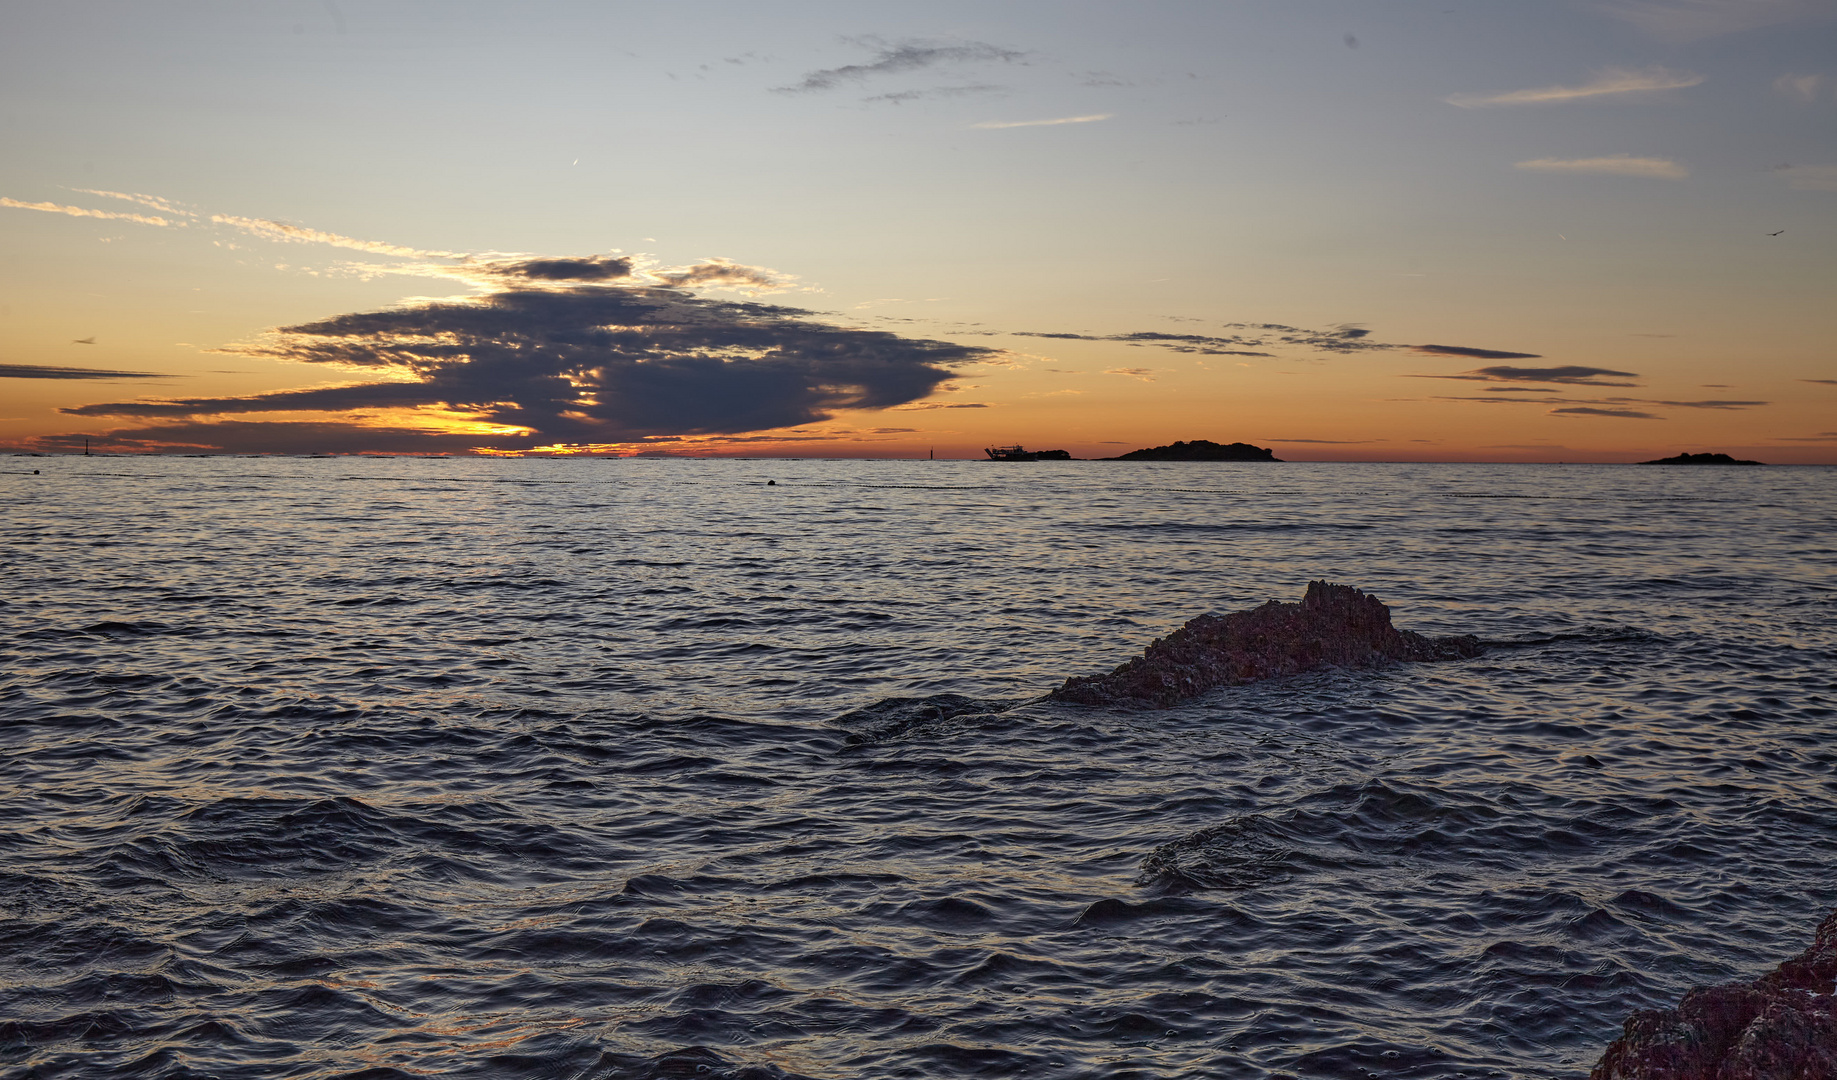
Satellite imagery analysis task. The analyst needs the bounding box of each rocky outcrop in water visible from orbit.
[1591,908,1837,1080]
[1049,581,1482,708]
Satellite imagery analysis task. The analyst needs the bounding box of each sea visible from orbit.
[2,456,1833,1080]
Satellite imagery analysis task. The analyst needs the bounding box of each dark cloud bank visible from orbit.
[57,258,999,454]
[37,243,1579,454]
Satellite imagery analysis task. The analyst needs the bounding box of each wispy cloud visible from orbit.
[1438,394,1764,412]
[1104,367,1157,381]
[777,39,1024,93]
[1515,155,1688,179]
[1774,164,1837,190]
[0,364,172,381]
[4,189,488,260]
[1644,399,1768,409]
[1412,344,1543,360]
[890,401,992,411]
[1597,0,1835,42]
[1009,324,1380,356]
[1411,364,1641,386]
[1,196,175,227]
[1550,406,1662,419]
[971,113,1112,129]
[71,189,197,217]
[209,214,464,258]
[1801,378,1837,385]
[1771,431,1837,441]
[1774,73,1827,102]
[865,84,1004,104]
[1446,66,1702,107]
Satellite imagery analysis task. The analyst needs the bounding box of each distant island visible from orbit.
[1639,452,1765,466]
[1105,440,1282,462]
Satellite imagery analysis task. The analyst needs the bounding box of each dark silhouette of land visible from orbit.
[1639,452,1764,466]
[1105,439,1281,461]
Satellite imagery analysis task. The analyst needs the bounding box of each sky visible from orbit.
[2,0,1833,461]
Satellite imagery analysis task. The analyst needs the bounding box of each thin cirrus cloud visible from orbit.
[1774,164,1837,190]
[1597,0,1837,42]
[1,189,472,256]
[4,189,803,300]
[1551,406,1662,419]
[0,196,176,228]
[208,213,465,259]
[1104,367,1157,381]
[70,189,197,217]
[1774,73,1826,102]
[1412,344,1543,360]
[1515,155,1688,179]
[1445,65,1703,107]
[1008,325,1384,356]
[775,38,1025,94]
[971,113,1112,129]
[866,85,1005,104]
[1437,394,1765,413]
[0,363,173,381]
[1410,364,1642,386]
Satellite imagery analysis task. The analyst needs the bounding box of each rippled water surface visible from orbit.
[3,457,1835,1079]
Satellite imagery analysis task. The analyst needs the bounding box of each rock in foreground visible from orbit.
[1592,908,1837,1080]
[1049,581,1482,708]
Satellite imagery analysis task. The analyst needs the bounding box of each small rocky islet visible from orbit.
[1640,451,1766,465]
[1103,439,1282,461]
[1048,580,1481,708]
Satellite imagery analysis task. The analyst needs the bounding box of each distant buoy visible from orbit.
[767,480,776,485]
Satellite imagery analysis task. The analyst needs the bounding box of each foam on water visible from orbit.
[2,457,1834,1078]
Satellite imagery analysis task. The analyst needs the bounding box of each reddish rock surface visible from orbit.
[1048,581,1482,709]
[1592,908,1837,1080]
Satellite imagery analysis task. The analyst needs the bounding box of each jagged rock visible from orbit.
[1592,908,1837,1079]
[1048,581,1482,708]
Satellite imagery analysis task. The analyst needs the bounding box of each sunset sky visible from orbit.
[3,0,1833,461]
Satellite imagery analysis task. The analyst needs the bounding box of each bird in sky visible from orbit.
[72,337,96,344]
[1767,230,1785,236]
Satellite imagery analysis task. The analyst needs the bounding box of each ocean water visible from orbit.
[2,456,1833,1080]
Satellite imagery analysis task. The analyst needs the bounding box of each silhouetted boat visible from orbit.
[983,445,1071,461]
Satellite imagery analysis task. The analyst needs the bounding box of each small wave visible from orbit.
[831,693,1027,746]
[1138,814,1299,890]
